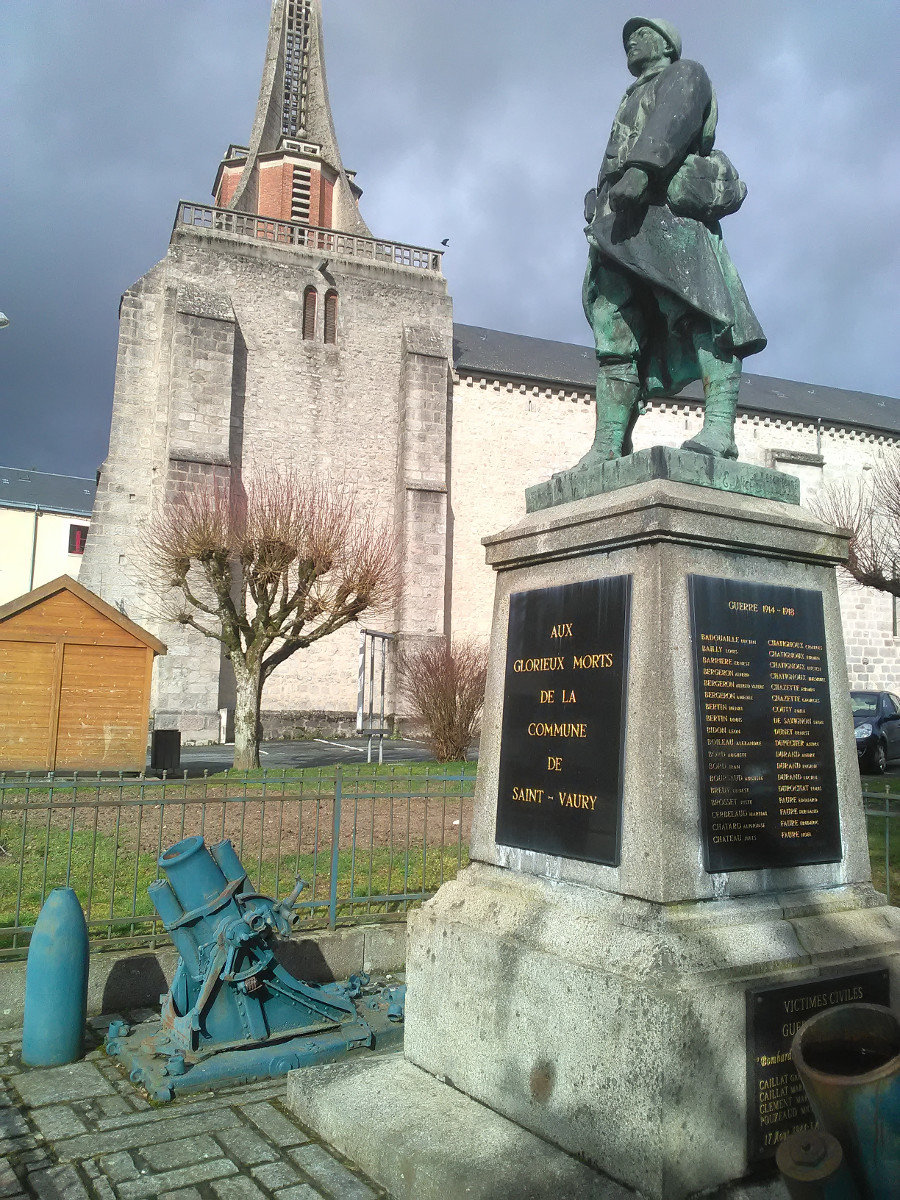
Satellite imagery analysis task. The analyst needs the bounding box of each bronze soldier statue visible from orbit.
[580,17,766,464]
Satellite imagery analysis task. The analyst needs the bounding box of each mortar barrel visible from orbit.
[209,839,248,887]
[22,888,89,1066]
[792,1002,900,1200]
[148,878,183,926]
[158,835,228,914]
[148,879,200,974]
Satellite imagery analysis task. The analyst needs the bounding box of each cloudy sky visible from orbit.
[2,0,898,479]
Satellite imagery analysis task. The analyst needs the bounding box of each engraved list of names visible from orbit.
[688,576,841,873]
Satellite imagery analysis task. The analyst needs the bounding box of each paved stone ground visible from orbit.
[0,1013,391,1200]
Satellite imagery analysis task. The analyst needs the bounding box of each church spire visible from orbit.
[214,0,369,236]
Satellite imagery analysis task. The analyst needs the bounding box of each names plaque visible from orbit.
[495,576,631,866]
[688,576,841,873]
[746,969,890,1165]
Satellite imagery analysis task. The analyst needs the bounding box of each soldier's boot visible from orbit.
[682,345,741,459]
[573,368,641,469]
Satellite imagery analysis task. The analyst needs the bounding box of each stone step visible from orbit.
[287,1051,790,1200]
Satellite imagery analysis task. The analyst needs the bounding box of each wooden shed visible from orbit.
[0,575,166,772]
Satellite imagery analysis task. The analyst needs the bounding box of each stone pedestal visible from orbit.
[403,470,900,1199]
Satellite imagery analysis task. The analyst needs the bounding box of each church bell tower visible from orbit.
[81,0,453,742]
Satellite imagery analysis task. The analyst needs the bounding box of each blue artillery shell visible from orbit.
[22,887,89,1066]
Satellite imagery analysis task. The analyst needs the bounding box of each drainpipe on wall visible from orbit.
[29,506,41,591]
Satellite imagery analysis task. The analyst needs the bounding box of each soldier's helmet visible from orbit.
[622,17,682,63]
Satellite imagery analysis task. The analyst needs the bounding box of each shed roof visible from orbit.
[452,324,900,437]
[0,466,96,517]
[0,576,167,655]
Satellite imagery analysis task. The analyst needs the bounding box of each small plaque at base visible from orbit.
[745,969,890,1166]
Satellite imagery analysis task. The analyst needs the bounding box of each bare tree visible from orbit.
[397,638,488,762]
[147,472,400,770]
[811,454,900,599]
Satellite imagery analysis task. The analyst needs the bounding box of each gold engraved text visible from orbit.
[512,787,544,804]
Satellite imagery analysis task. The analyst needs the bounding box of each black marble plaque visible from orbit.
[746,969,890,1165]
[688,576,842,873]
[495,576,631,866]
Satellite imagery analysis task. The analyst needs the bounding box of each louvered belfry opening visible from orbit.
[302,286,318,340]
[291,166,312,223]
[324,290,338,344]
[283,0,312,139]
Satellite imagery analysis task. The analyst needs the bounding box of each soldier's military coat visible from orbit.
[585,57,765,397]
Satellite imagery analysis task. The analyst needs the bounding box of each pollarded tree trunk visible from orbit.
[233,660,264,771]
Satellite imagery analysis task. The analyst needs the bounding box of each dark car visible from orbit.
[851,691,900,773]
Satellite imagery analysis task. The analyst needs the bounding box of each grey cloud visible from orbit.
[1,1,898,476]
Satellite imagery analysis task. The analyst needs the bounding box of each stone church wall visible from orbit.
[82,225,452,741]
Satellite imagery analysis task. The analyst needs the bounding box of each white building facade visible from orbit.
[0,468,95,606]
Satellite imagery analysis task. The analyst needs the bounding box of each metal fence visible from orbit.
[863,785,897,906]
[0,771,894,961]
[0,764,476,959]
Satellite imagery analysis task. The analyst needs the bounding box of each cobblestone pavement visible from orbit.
[0,1013,391,1200]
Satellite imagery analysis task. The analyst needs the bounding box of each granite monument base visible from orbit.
[404,868,898,1199]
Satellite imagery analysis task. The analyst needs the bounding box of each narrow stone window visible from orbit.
[302,286,317,340]
[324,290,338,344]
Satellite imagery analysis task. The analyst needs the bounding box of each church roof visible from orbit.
[452,323,900,437]
[0,466,96,517]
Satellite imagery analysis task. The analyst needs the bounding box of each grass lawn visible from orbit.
[860,774,900,797]
[862,776,899,900]
[0,759,475,954]
[865,818,898,899]
[0,759,477,804]
[0,818,470,952]
[2,763,895,954]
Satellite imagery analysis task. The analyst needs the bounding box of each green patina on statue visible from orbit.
[579,16,765,465]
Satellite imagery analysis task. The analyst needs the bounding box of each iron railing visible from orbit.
[863,785,897,906]
[0,772,893,960]
[174,202,444,272]
[0,763,476,959]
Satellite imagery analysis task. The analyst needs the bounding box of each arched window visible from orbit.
[324,290,338,345]
[302,287,317,340]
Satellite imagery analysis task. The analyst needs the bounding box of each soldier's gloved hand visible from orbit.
[609,166,649,212]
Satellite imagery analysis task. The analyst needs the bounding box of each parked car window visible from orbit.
[886,694,900,717]
[851,692,879,717]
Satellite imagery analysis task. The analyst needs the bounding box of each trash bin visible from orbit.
[151,729,181,773]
